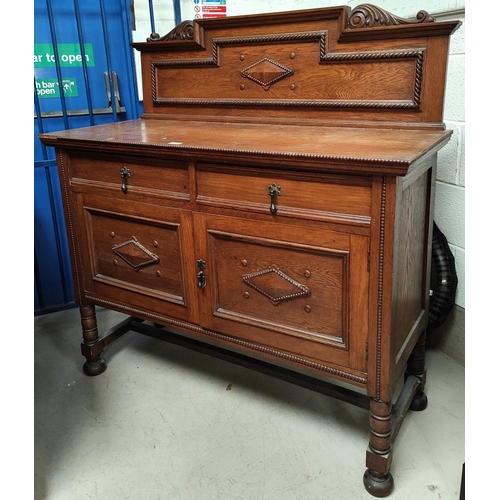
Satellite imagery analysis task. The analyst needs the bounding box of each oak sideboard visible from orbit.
[40,4,461,496]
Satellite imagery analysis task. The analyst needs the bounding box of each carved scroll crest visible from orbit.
[348,4,435,29]
[147,20,194,42]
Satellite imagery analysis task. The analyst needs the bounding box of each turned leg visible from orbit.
[364,398,394,497]
[80,304,107,376]
[406,330,428,411]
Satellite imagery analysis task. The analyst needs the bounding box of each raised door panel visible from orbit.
[75,193,198,323]
[195,213,369,374]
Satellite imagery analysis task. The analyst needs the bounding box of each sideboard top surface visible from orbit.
[39,118,451,176]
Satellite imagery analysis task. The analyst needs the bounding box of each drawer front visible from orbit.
[69,154,190,199]
[75,194,198,323]
[196,165,372,225]
[195,213,369,373]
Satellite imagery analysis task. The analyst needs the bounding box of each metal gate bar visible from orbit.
[44,0,69,130]
[173,0,181,25]
[148,0,182,35]
[100,0,119,120]
[149,0,156,34]
[74,0,96,125]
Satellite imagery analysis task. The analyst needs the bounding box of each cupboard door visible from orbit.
[75,193,199,323]
[195,213,369,372]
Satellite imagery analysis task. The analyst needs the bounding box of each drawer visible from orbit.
[69,154,190,200]
[195,165,372,225]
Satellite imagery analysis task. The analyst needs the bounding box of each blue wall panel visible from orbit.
[34,164,71,309]
[34,0,141,314]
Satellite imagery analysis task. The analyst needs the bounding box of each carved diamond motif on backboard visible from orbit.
[242,265,310,305]
[241,58,294,90]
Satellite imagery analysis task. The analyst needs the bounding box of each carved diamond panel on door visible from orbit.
[196,213,369,372]
[77,194,198,323]
[242,265,310,305]
[112,236,160,270]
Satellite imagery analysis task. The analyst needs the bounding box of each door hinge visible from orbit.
[366,341,369,360]
[367,250,371,272]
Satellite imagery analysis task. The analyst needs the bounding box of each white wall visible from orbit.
[132,0,465,309]
[180,0,331,18]
[348,1,465,312]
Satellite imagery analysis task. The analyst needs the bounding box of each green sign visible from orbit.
[34,43,95,68]
[35,78,78,98]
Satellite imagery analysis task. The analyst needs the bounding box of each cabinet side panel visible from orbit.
[391,169,431,370]
[55,149,84,305]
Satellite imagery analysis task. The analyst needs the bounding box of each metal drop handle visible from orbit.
[120,166,130,193]
[268,182,281,214]
[197,259,206,289]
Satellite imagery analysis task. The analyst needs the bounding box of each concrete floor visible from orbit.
[34,307,465,500]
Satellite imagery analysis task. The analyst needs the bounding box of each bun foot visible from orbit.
[410,391,428,412]
[363,469,394,497]
[83,357,107,376]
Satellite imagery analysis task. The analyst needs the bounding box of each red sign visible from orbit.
[202,6,227,13]
[202,6,226,18]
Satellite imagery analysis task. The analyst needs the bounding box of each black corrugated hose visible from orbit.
[428,221,458,334]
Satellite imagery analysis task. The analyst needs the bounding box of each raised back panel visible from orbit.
[132,4,460,128]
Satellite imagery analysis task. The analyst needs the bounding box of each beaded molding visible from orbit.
[375,176,387,400]
[89,295,368,385]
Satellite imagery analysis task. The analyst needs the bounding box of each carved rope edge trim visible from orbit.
[81,139,412,168]
[150,30,424,109]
